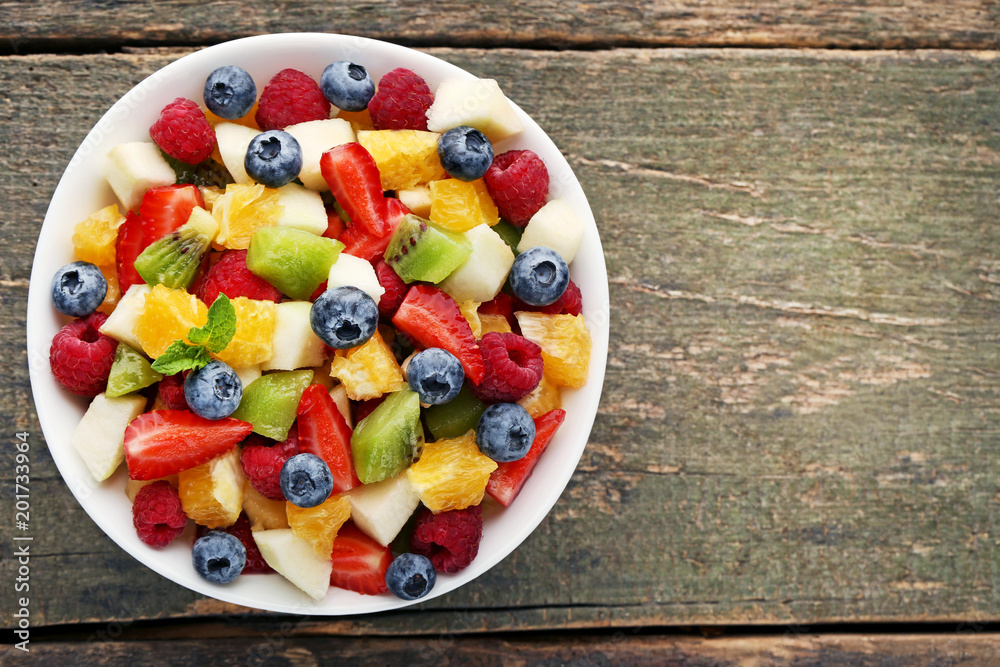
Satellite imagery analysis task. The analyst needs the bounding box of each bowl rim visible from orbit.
[26,31,610,615]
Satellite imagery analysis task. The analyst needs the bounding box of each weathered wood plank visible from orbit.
[3,47,1000,630]
[5,632,1000,666]
[0,2,998,52]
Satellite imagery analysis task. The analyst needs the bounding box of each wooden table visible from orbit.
[3,3,999,664]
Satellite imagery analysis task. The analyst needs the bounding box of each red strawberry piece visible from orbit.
[139,184,205,248]
[49,312,116,397]
[149,97,217,165]
[338,197,409,261]
[297,384,360,494]
[392,284,485,385]
[157,372,189,410]
[240,431,300,500]
[410,505,483,574]
[471,332,543,403]
[323,206,348,240]
[353,395,386,424]
[373,259,407,318]
[368,68,433,131]
[513,279,583,317]
[197,249,283,305]
[196,512,273,574]
[115,212,146,292]
[329,521,392,595]
[487,409,566,507]
[254,68,331,131]
[321,143,390,238]
[483,150,549,227]
[123,409,253,480]
[132,480,188,547]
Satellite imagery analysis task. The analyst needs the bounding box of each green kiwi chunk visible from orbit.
[246,227,344,300]
[231,369,314,441]
[134,207,217,290]
[383,214,472,284]
[105,343,163,398]
[351,389,423,484]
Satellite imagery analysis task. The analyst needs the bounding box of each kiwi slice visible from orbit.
[106,343,163,398]
[246,227,344,300]
[134,207,218,290]
[351,388,423,484]
[384,214,472,284]
[231,369,314,441]
[423,382,487,440]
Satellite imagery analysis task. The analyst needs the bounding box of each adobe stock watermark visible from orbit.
[11,430,33,652]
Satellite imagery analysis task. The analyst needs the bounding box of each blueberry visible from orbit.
[280,453,334,508]
[407,348,464,405]
[310,285,378,350]
[385,553,436,601]
[320,61,375,112]
[192,531,246,584]
[437,126,494,181]
[245,130,303,188]
[476,402,535,462]
[203,65,257,120]
[51,261,107,317]
[184,360,243,420]
[508,246,569,307]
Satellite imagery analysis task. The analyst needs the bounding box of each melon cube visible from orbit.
[102,142,176,211]
[517,198,583,264]
[426,78,524,143]
[284,118,356,191]
[439,223,515,303]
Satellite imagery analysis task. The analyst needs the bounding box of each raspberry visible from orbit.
[132,481,188,547]
[514,279,583,316]
[483,150,549,227]
[410,505,483,574]
[49,312,116,397]
[149,98,216,165]
[471,332,543,403]
[374,259,407,317]
[197,250,283,305]
[195,512,272,574]
[368,68,433,131]
[240,430,300,500]
[157,372,189,410]
[255,69,330,131]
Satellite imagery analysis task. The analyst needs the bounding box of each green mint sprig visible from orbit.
[150,294,237,375]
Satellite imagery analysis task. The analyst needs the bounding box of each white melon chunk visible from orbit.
[426,78,524,143]
[72,392,147,482]
[329,384,352,427]
[327,253,384,303]
[102,142,177,211]
[99,284,152,351]
[439,223,515,303]
[276,183,328,236]
[261,301,326,371]
[345,472,420,547]
[284,118,356,191]
[233,364,262,389]
[242,480,290,530]
[252,528,333,601]
[516,198,583,264]
[396,186,432,218]
[125,475,178,502]
[214,122,260,185]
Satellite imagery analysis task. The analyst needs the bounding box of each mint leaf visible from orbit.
[188,294,237,354]
[151,340,212,375]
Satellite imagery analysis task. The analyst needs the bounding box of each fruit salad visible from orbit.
[48,56,592,603]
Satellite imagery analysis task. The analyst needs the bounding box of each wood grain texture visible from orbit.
[4,632,1000,666]
[2,46,999,631]
[0,2,998,52]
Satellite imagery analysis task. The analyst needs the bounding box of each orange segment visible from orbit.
[514,312,592,389]
[134,284,208,359]
[286,494,352,558]
[178,449,244,529]
[518,372,562,418]
[457,300,481,339]
[429,178,499,232]
[96,263,121,315]
[337,108,375,132]
[478,313,512,337]
[213,297,276,367]
[205,102,260,130]
[211,183,284,249]
[329,329,406,400]
[73,204,125,266]
[357,130,446,191]
[406,430,497,513]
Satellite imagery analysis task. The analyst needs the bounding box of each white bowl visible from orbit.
[26,33,609,615]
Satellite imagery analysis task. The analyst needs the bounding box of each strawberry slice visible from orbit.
[139,184,205,248]
[487,409,566,507]
[123,409,253,480]
[392,284,485,385]
[323,206,348,240]
[320,143,390,238]
[338,197,409,261]
[296,384,360,494]
[115,211,146,293]
[329,521,392,595]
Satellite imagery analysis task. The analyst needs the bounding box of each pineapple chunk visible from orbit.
[396,185,432,218]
